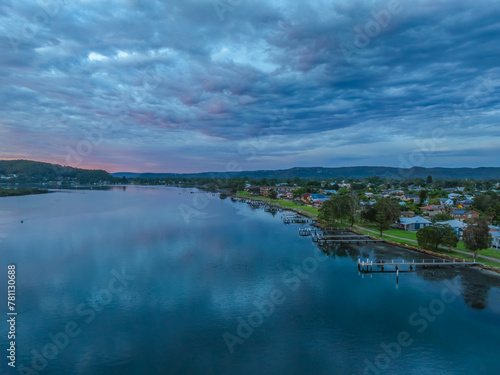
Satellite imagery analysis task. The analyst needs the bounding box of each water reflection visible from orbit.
[0,187,499,375]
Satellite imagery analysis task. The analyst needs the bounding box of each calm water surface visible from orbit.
[1,186,500,374]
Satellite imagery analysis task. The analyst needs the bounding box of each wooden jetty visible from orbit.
[316,234,385,244]
[298,228,322,236]
[358,257,479,273]
[282,213,309,224]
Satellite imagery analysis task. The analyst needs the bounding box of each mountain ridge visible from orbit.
[112,166,500,180]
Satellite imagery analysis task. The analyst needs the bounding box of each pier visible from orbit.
[316,233,385,244]
[358,258,479,273]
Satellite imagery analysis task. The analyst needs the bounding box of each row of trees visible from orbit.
[416,218,492,258]
[320,195,401,236]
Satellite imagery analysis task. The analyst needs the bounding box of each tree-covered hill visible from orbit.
[0,160,113,184]
[112,166,500,180]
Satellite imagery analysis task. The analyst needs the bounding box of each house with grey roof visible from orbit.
[490,226,500,249]
[398,216,432,231]
[435,220,467,239]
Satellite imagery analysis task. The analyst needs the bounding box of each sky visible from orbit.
[0,0,499,173]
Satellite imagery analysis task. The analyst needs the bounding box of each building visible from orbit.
[402,194,421,204]
[398,216,432,231]
[491,228,500,249]
[400,211,415,218]
[451,209,479,222]
[321,190,338,195]
[420,205,444,217]
[458,199,474,208]
[260,186,298,197]
[439,198,454,207]
[259,186,277,197]
[302,193,329,205]
[435,220,467,239]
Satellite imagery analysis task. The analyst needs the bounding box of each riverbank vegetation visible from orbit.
[0,187,50,197]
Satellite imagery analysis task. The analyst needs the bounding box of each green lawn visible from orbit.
[236,191,319,217]
[360,223,419,240]
[356,223,500,266]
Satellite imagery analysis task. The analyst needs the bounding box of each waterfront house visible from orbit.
[279,192,294,200]
[301,193,329,206]
[398,216,432,231]
[421,205,444,217]
[259,186,276,197]
[451,209,480,222]
[260,185,298,197]
[276,186,298,196]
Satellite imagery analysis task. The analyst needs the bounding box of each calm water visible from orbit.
[1,186,500,375]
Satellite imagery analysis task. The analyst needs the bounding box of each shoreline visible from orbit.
[235,194,500,275]
[0,187,52,198]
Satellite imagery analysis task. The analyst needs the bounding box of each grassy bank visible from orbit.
[355,224,500,268]
[237,191,319,217]
[236,190,500,269]
[0,187,50,197]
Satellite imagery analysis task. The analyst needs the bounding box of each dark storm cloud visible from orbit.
[0,0,499,172]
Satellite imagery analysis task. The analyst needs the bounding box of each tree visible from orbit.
[428,197,441,205]
[337,187,351,196]
[360,205,377,223]
[292,187,307,198]
[418,189,428,203]
[473,194,493,213]
[319,198,340,225]
[318,194,359,226]
[441,230,459,252]
[268,189,277,200]
[373,198,400,236]
[427,175,433,184]
[464,181,474,194]
[462,217,493,258]
[434,224,459,251]
[431,212,453,223]
[417,226,440,250]
[343,194,360,227]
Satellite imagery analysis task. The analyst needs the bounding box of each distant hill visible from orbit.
[0,160,113,184]
[112,166,500,180]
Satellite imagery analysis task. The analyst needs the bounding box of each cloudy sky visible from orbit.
[0,0,499,173]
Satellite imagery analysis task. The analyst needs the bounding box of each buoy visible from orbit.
[21,220,23,224]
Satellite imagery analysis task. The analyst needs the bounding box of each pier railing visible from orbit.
[358,258,479,273]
